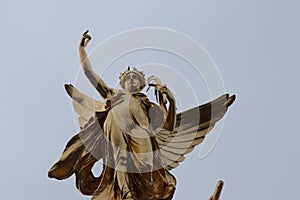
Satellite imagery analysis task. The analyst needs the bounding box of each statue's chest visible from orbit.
[105,93,149,133]
[109,93,145,120]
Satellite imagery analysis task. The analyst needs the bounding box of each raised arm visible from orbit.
[79,30,113,99]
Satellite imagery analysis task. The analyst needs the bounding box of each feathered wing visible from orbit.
[48,85,108,195]
[49,85,235,194]
[156,94,236,170]
[64,84,106,129]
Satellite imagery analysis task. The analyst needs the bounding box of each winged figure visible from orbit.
[48,31,236,200]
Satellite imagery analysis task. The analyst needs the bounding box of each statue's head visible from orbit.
[119,67,146,92]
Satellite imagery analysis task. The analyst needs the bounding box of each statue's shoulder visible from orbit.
[133,92,153,104]
[132,92,158,111]
[132,92,148,99]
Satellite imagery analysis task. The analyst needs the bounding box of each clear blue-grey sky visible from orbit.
[1,1,300,199]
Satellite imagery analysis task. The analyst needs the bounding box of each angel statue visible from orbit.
[48,30,236,200]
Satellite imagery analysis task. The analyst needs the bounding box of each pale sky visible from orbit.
[1,1,300,199]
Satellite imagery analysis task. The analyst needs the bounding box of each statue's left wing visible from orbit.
[156,94,236,170]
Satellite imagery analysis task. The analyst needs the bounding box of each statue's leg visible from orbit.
[109,124,135,199]
[129,134,154,172]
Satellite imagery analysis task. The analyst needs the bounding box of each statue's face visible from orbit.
[123,72,143,92]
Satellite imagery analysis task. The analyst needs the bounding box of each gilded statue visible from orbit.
[48,31,235,200]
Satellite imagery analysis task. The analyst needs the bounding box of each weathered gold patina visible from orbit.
[48,31,235,200]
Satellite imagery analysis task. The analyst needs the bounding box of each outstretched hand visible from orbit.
[80,30,92,47]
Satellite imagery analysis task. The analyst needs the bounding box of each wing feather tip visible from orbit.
[226,94,236,107]
[64,84,74,98]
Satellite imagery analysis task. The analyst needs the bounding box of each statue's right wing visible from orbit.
[48,85,108,195]
[64,84,106,129]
